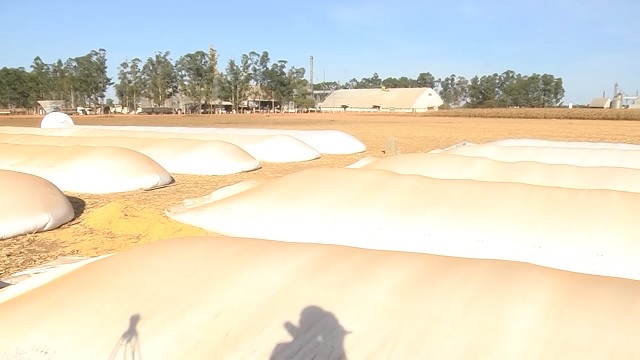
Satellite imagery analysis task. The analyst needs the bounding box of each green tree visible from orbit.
[523,74,543,107]
[437,75,469,108]
[70,49,112,107]
[453,75,470,107]
[287,66,312,109]
[397,76,418,88]
[30,56,51,100]
[417,72,437,88]
[552,77,565,106]
[115,59,131,108]
[438,75,456,108]
[382,77,400,88]
[64,58,78,107]
[0,67,35,108]
[343,78,359,89]
[207,43,219,113]
[141,51,176,107]
[247,50,270,110]
[220,57,251,111]
[176,50,211,111]
[264,60,291,111]
[129,58,142,111]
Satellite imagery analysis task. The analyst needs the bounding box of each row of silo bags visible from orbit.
[0,121,366,239]
[4,138,640,358]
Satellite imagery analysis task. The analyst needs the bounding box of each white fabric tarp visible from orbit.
[345,156,380,168]
[360,152,640,193]
[167,167,640,281]
[437,143,640,169]
[489,138,640,150]
[0,170,74,239]
[0,236,639,359]
[0,255,111,304]
[40,112,74,128]
[75,125,367,155]
[0,126,320,163]
[0,142,173,193]
[0,132,259,175]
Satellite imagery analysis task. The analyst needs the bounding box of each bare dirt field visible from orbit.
[3,111,640,277]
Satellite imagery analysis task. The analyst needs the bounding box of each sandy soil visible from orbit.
[2,112,640,277]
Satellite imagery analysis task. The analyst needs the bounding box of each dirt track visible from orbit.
[2,112,640,277]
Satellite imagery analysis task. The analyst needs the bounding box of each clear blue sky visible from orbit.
[1,0,638,104]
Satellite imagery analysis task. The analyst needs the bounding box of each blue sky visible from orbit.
[0,0,638,104]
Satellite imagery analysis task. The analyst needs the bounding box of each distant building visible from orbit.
[317,88,443,113]
[588,97,612,108]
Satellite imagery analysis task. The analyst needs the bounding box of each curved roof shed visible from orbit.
[318,88,443,112]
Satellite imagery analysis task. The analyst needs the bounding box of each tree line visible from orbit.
[0,49,111,109]
[0,47,565,111]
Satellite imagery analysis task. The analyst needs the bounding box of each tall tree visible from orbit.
[30,56,51,101]
[0,67,35,108]
[417,72,437,89]
[552,77,565,106]
[437,75,469,108]
[264,60,292,111]
[454,76,470,107]
[115,59,131,109]
[247,50,270,110]
[497,70,521,107]
[176,50,210,111]
[129,58,142,111]
[141,51,176,107]
[93,49,112,106]
[207,43,219,113]
[287,66,312,109]
[220,57,251,112]
[63,58,78,107]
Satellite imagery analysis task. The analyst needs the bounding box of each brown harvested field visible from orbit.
[416,108,640,120]
[3,110,640,277]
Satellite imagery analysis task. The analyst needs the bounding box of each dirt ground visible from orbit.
[3,112,640,278]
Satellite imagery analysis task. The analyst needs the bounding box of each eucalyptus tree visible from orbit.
[0,67,35,108]
[129,58,142,110]
[287,66,312,109]
[115,59,131,108]
[438,74,469,108]
[220,55,251,111]
[207,44,219,113]
[416,72,437,89]
[30,56,51,100]
[263,60,292,110]
[67,49,112,107]
[176,50,211,111]
[247,50,270,109]
[141,51,177,107]
[50,59,71,102]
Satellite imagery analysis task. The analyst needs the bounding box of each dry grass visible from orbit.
[3,112,640,277]
[415,108,640,120]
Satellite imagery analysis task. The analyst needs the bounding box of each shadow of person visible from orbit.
[109,314,142,360]
[270,306,349,360]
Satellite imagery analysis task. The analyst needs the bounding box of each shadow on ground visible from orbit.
[66,196,86,219]
[271,305,349,360]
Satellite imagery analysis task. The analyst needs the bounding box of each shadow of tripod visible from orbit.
[109,314,142,360]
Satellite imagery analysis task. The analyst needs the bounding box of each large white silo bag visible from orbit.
[41,112,75,128]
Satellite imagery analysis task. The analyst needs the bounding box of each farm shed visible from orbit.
[318,88,443,113]
[588,97,612,108]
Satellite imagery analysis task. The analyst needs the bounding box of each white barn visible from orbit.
[318,88,443,113]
